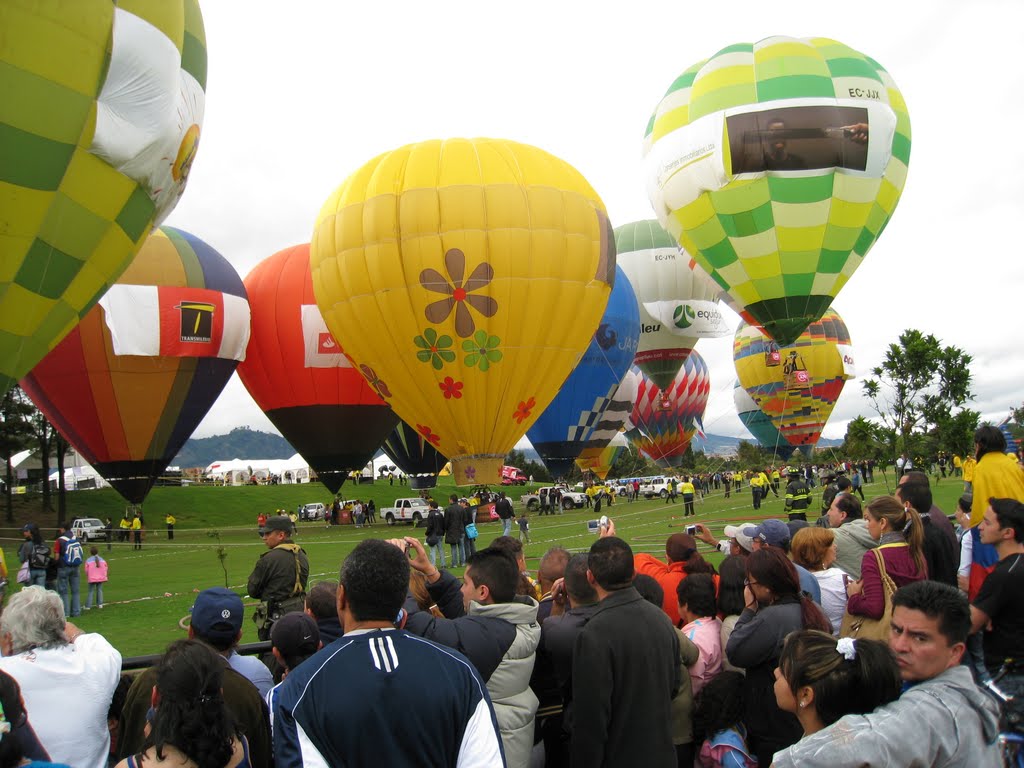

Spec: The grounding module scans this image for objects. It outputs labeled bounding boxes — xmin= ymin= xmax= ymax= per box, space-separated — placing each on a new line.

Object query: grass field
xmin=0 ymin=470 xmax=969 ymax=659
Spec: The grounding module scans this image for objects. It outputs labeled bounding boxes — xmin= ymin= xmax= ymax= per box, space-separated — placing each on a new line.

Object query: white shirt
xmin=0 ymin=633 xmax=121 ymax=768
xmin=812 ymin=568 xmax=849 ymax=636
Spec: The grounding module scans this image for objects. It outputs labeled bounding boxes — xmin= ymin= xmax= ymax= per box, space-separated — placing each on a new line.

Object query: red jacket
xmin=634 ymin=554 xmax=687 ymax=626
xmin=847 ymin=542 xmax=925 ymax=619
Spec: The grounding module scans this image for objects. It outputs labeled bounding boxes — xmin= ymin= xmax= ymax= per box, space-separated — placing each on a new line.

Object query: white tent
xmin=204 ymin=454 xmax=312 ymax=486
xmin=47 ymin=464 xmax=110 ymax=491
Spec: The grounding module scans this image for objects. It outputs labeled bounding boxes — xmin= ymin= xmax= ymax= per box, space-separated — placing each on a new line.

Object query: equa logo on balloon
xmin=673 ymin=304 xmax=697 ymax=329
xmin=175 ymin=301 xmax=215 ymax=343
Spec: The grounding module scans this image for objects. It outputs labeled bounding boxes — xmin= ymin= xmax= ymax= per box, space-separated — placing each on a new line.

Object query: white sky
xmin=169 ymin=0 xmax=1024 ymax=447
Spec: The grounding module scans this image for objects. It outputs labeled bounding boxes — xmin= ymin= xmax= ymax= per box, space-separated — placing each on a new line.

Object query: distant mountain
xmin=173 ymin=427 xmax=295 ymax=468
xmin=521 ymin=432 xmax=842 ymax=462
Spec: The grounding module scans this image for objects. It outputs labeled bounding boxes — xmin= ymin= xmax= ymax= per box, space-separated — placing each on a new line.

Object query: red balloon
xmin=237 ymin=244 xmax=398 ymax=493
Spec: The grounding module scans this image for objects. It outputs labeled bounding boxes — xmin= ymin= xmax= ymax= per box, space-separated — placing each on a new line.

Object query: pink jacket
xmin=85 ymin=556 xmax=108 ymax=583
xmin=682 ymin=616 xmax=723 ymax=695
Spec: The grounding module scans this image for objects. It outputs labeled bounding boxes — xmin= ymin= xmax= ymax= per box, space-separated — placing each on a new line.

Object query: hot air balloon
xmin=575 ymin=432 xmax=629 ymax=481
xmin=1 ymin=1 xmax=207 ymax=394
xmin=236 ymin=245 xmax=399 ymax=494
xmin=629 ymin=354 xmax=711 ymax=469
xmin=311 ymin=138 xmax=615 ymax=486
xmin=575 ymin=368 xmax=640 ymax=476
xmin=20 ymin=227 xmax=247 ymax=505
xmin=733 ymin=309 xmax=855 ymax=447
xmin=645 ymin=36 xmax=911 ymax=345
xmin=615 ymin=220 xmax=728 ymax=391
xmin=527 ymin=266 xmax=639 ymax=479
xmin=382 ymin=420 xmax=448 ymax=490
xmin=733 ymin=381 xmax=804 ymax=460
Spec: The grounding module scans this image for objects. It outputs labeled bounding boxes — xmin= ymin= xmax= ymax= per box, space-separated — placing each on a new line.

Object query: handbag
xmin=425 ymin=534 xmax=440 ymax=548
xmin=839 ymin=547 xmax=898 ymax=641
xmin=17 ymin=560 xmax=31 ymax=585
xmin=464 ymin=522 xmax=479 ymax=540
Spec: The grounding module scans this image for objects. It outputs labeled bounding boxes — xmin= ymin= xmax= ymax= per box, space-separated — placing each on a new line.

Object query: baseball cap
xmin=742 ymin=519 xmax=790 ymax=548
xmin=270 ymin=612 xmax=320 ymax=661
xmin=259 ymin=515 xmax=292 ymax=535
xmin=190 ymin=587 xmax=244 ymax=642
xmin=722 ymin=524 xmax=754 ymax=553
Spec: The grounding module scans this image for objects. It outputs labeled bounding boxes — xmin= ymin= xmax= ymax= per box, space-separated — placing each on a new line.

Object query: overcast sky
xmin=167 ymin=0 xmax=1024 ymax=448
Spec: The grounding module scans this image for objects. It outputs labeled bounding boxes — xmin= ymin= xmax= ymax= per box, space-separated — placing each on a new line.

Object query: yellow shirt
xmin=165 ymin=515 xmax=176 ymax=525
xmin=119 ymin=519 xmax=130 ymax=530
xmin=953 ymin=455 xmax=962 ymax=469
xmin=131 ymin=518 xmax=142 ymax=530
xmin=963 ymin=457 xmax=976 ymax=482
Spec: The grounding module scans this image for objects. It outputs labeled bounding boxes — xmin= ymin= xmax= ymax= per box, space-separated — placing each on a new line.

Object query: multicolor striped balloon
xmin=645 ymin=36 xmax=910 ymax=345
xmin=1 ymin=1 xmax=207 ymax=393
xmin=629 ymin=354 xmax=710 ymax=469
xmin=733 ymin=309 xmax=854 ymax=447
xmin=733 ymin=381 xmax=802 ymax=460
xmin=21 ymin=227 xmax=246 ymax=505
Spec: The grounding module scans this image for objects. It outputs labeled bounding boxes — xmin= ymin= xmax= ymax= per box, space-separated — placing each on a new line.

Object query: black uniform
xmin=784 ymin=477 xmax=811 ymax=521
xmin=248 ymin=540 xmax=309 ymax=640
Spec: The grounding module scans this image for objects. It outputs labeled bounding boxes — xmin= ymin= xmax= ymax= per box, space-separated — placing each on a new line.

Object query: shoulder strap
xmin=872 ymin=548 xmax=899 ymax=598
xmin=274 ymin=542 xmax=304 ymax=595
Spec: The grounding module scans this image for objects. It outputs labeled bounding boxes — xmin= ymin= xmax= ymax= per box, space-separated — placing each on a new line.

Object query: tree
xmin=0 ymin=387 xmax=35 ymax=522
xmin=736 ymin=440 xmax=769 ymax=468
xmin=862 ymin=329 xmax=974 ymax=457
xmin=27 ymin=407 xmax=58 ymax=517
xmin=841 ymin=416 xmax=892 ymax=462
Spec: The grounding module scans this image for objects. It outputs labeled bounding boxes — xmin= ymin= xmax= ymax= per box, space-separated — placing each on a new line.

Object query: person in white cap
xmin=694 ymin=523 xmax=754 ymax=558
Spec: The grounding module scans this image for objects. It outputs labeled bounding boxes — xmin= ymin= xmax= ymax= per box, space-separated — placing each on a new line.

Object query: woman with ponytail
xmin=773 ymin=630 xmax=901 ymax=736
xmin=114 ymin=640 xmax=250 ymax=768
xmin=725 ymin=548 xmax=831 ymax=767
xmin=845 ymin=496 xmax=926 ymax=620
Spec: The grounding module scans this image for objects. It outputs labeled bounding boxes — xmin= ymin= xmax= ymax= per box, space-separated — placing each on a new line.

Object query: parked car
xmin=520 ymin=485 xmax=588 ymax=511
xmin=300 ymin=502 xmax=326 ymax=521
xmin=381 ymin=497 xmax=430 ymax=525
xmin=70 ymin=517 xmax=107 ymax=542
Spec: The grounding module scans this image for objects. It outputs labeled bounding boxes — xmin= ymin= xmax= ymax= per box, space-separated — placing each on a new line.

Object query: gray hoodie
xmin=773 ymin=665 xmax=1001 ymax=767
xmin=832 ymin=518 xmax=876 ymax=579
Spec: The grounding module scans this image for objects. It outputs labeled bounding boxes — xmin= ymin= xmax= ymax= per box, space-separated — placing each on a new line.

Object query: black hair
xmin=834 ymin=493 xmax=862 ymax=520
xmin=0 ymin=670 xmax=27 ymax=768
xmin=24 ymin=523 xmax=42 ymax=546
xmin=537 ymin=546 xmax=570 ymax=585
xmin=836 ymin=477 xmax=852 ymax=492
xmin=717 ymin=556 xmax=747 ymax=617
xmin=677 ymin=573 xmax=717 ymax=618
xmin=897 ymin=480 xmax=932 ymax=515
xmin=902 ymin=470 xmax=930 ymax=487
xmin=305 ymin=580 xmax=340 ymax=621
xmin=148 ymin=640 xmax=241 ymax=768
xmin=489 ymin=536 xmax=524 ymax=560
xmin=693 ymin=671 xmax=746 ymax=745
xmin=778 ymin=630 xmax=901 ymax=727
xmin=747 ymin=549 xmax=830 ymax=632
xmin=632 ymin=573 xmax=664 ymax=607
xmin=449 ymin=493 xmax=459 ymax=503
xmin=339 ymin=540 xmax=409 ymax=621
xmin=465 ymin=547 xmax=520 ymax=603
xmin=428 ymin=500 xmax=439 ymax=509
xmin=991 ymin=497 xmax=1024 ymax=543
xmin=107 ymin=673 xmax=134 ymax=724
xmin=892 ymin=580 xmax=970 ymax=646
xmin=587 ymin=537 xmax=634 ymax=591
xmin=975 ymin=425 xmax=1007 ymax=458
xmin=564 ymin=553 xmax=597 ymax=604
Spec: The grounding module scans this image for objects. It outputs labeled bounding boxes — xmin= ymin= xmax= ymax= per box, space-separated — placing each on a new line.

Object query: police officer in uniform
xmin=248 ymin=515 xmax=309 ymax=641
xmin=783 ymin=467 xmax=811 ymax=522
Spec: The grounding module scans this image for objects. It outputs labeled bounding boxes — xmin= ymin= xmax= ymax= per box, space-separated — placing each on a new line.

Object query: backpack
xmin=29 ymin=544 xmax=52 ymax=569
xmin=60 ymin=536 xmax=84 ymax=567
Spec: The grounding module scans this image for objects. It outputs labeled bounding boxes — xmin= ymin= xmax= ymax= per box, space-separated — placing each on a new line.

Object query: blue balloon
xmin=733 ymin=381 xmax=809 ymax=461
xmin=528 ymin=267 xmax=641 ymax=478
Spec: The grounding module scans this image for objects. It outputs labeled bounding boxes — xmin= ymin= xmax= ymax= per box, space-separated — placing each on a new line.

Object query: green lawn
xmin=2 ymin=470 xmax=968 ymax=659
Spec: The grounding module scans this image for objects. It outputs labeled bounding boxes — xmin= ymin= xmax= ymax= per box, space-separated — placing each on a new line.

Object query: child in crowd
xmin=85 ymin=546 xmax=108 ymax=610
xmin=694 ymin=671 xmax=756 ymax=768
xmin=517 ymin=511 xmax=530 ymax=544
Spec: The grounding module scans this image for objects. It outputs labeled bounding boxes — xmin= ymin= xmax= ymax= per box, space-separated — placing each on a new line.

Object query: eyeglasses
xmin=744 ymin=579 xmax=760 ymax=587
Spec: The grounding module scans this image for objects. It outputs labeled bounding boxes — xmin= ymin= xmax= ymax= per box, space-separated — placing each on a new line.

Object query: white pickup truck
xmin=640 ymin=476 xmax=676 ymax=498
xmin=382 ymin=497 xmax=430 ymax=525
xmin=520 ymin=485 xmax=588 ymax=511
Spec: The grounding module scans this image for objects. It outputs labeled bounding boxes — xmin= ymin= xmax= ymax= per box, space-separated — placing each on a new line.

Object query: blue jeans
xmin=464 ymin=536 xmax=477 ymax=559
xmin=57 ymin=566 xmax=81 ymax=617
xmin=86 ymin=582 xmax=104 ymax=609
xmin=29 ymin=568 xmax=47 ymax=587
xmin=430 ymin=541 xmax=446 ymax=568
xmin=502 ymin=518 xmax=513 ymax=537
xmin=449 ymin=542 xmax=463 ymax=567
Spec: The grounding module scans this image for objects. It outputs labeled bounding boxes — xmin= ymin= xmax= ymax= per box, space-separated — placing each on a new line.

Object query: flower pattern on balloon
xmin=462 ymin=330 xmax=502 ymax=372
xmin=416 ymin=424 xmax=441 ymax=447
xmin=439 ymin=377 xmax=464 ymax=400
xmin=420 ymin=248 xmax=497 ymax=338
xmin=359 ymin=364 xmax=391 ymax=399
xmin=513 ymin=396 xmax=537 ymax=424
xmin=414 ymin=328 xmax=456 ymax=370
xmin=464 ymin=465 xmax=476 ymax=481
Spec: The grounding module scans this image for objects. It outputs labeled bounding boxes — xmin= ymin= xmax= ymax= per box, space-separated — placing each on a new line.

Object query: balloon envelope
xmin=615 ymin=220 xmax=728 ymax=390
xmin=733 ymin=309 xmax=854 ymax=447
xmin=236 ymin=244 xmax=398 ymax=494
xmin=645 ymin=36 xmax=911 ymax=345
xmin=1 ymin=1 xmax=207 ymax=393
xmin=382 ymin=420 xmax=449 ymax=490
xmin=733 ymin=381 xmax=803 ymax=460
xmin=311 ymin=138 xmax=615 ymax=486
xmin=574 ymin=368 xmax=640 ymax=475
xmin=629 ymin=354 xmax=711 ymax=469
xmin=21 ymin=227 xmax=247 ymax=504
xmin=528 ymin=266 xmax=640 ymax=478
xmin=576 ymin=432 xmax=628 ymax=481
